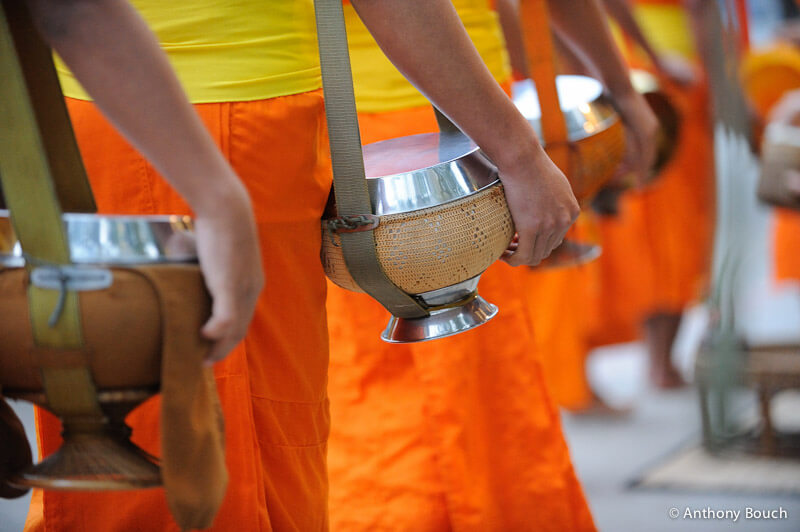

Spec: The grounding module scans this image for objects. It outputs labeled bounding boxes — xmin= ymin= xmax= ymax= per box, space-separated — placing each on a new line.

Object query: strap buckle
xmin=326 ymin=214 xmax=380 ymax=234
xmin=30 ymin=265 xmax=112 ymax=327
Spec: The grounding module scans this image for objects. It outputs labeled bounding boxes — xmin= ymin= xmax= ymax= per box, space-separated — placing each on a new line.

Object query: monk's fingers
xmin=502 ymin=229 xmax=537 ymax=266
xmin=201 ymin=294 xmax=254 ymax=365
xmin=529 ymin=230 xmax=554 ymax=266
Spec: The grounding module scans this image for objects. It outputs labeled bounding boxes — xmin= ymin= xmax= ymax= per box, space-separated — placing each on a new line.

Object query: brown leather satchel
xmin=758 ymin=123 xmax=800 ymax=211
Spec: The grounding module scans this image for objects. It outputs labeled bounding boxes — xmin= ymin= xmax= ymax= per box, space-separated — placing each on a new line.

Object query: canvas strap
xmin=0 ymin=1 xmax=103 ymax=420
xmin=433 ymin=107 xmax=461 ymax=134
xmin=313 ymin=0 xmax=428 ymax=318
xmin=519 ymin=0 xmax=570 ymax=172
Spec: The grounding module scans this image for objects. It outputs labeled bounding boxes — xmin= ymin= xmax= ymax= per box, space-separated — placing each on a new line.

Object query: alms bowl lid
xmin=361 ymin=132 xmax=500 ymax=216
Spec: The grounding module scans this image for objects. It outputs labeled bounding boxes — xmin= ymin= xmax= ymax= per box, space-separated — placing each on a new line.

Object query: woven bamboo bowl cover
xmin=322 ymin=133 xmax=514 ymax=295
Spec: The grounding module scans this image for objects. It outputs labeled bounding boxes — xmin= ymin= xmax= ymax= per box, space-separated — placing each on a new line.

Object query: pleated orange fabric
xmin=587 ymin=192 xmax=655 ymax=346
xmin=532 ymin=215 xmax=603 ymax=411
xmin=26 ymin=91 xmax=333 ymax=531
xmin=327 ymin=101 xmax=596 ymax=530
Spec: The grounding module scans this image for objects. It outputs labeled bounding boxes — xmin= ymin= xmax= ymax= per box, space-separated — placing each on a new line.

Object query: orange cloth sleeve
xmin=25 ymin=91 xmax=333 ymax=531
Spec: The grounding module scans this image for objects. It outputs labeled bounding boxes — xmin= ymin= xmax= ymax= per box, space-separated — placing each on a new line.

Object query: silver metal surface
xmin=416 ymin=276 xmax=481 ymax=307
xmin=537 ymin=240 xmax=602 ymax=270
xmin=0 ymin=210 xmax=197 ymax=266
xmin=380 ymin=275 xmax=496 ymax=343
xmin=363 ymin=132 xmax=500 ymax=216
xmin=512 ymin=75 xmax=619 ymax=142
xmin=630 ymin=68 xmax=660 ymax=95
xmin=381 ymin=294 xmax=498 ymax=343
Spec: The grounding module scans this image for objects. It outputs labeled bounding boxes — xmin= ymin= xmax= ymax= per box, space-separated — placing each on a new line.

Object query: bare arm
xmin=25 ymin=0 xmax=263 ymax=363
xmin=547 ymin=0 xmax=658 ymax=185
xmin=603 ymin=0 xmax=696 ymax=86
xmin=496 ymin=0 xmax=529 ymax=79
xmin=601 ymin=0 xmax=661 ymax=70
xmin=351 ymin=0 xmax=578 ymax=266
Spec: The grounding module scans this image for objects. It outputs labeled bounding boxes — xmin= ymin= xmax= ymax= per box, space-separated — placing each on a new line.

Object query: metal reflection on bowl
xmin=0 ymin=210 xmax=198 ymax=266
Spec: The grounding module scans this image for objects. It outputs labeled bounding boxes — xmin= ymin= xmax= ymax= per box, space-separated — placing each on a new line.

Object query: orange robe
xmin=26 ymin=93 xmax=333 ymax=531
xmin=327 ymin=100 xmax=596 ymax=529
xmin=774 ymin=210 xmax=800 ymax=281
xmin=532 ymin=215 xmax=604 ymax=410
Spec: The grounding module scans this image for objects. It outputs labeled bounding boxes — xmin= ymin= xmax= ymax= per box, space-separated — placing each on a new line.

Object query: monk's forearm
xmin=350 ymin=0 xmax=546 ymax=170
xmin=495 ymin=0 xmax=529 ymax=79
xmin=547 ymin=0 xmax=636 ymax=98
xmin=25 ymin=0 xmax=245 ymax=215
xmin=683 ymin=0 xmax=715 ymax=80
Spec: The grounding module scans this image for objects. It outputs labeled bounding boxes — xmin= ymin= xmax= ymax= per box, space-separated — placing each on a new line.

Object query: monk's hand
xmin=194 ymin=180 xmax=264 ymax=365
xmin=497 ymin=146 xmax=579 ymax=267
xmin=612 ymin=89 xmax=660 ymax=188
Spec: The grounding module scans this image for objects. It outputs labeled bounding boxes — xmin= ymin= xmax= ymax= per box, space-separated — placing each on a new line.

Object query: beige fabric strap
xmin=313 ymin=0 xmax=429 ymax=319
xmin=0 ymin=1 xmax=95 ymax=214
xmin=0 ymin=1 xmax=102 ymax=418
xmin=519 ymin=0 xmax=570 ymax=172
xmin=136 ymin=266 xmax=225 ymax=531
xmin=433 ymin=107 xmax=461 ymax=134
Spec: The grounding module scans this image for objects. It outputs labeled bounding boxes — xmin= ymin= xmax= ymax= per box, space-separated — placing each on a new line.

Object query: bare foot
xmin=650 ymin=364 xmax=686 ymax=389
xmin=644 ymin=312 xmax=685 ymax=390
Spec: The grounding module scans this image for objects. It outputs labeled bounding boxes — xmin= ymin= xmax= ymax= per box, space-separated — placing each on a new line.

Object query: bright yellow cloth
xmin=610 ymin=3 xmax=694 ymax=63
xmin=57 ymin=0 xmax=321 ymax=103
xmin=634 ymin=4 xmax=695 ymax=59
xmin=345 ymin=0 xmax=510 ymax=112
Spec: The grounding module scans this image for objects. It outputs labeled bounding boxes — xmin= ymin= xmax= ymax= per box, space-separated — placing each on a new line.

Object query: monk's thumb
xmin=201 ymin=304 xmax=234 ymax=341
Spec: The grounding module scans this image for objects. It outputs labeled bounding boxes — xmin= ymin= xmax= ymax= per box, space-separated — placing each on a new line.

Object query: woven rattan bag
xmin=322 ymin=183 xmax=513 ymax=295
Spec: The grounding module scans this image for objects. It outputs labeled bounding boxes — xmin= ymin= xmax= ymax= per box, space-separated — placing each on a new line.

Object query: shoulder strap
xmin=0 ymin=1 xmax=102 ymax=418
xmin=519 ymin=0 xmax=570 ymax=171
xmin=313 ymin=0 xmax=428 ymax=318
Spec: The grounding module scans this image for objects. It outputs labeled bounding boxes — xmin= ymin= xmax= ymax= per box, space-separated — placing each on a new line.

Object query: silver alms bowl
xmin=323 ymin=132 xmax=514 ymax=343
xmin=0 ymin=211 xmax=197 ymax=266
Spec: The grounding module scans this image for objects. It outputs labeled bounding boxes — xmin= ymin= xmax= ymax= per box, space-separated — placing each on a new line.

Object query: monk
xmin=26 ymin=0 xmax=580 ymax=530
xmin=496 ymin=0 xmax=661 ymax=412
xmin=545 ymin=0 xmax=715 ymax=401
xmin=3 ymin=0 xmax=264 ymax=501
xmin=327 ymin=0 xmax=656 ymax=529
xmin=591 ymin=0 xmax=716 ymax=389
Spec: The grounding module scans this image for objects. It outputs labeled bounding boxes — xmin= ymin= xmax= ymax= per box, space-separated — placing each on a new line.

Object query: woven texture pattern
xmin=559 ymin=120 xmax=625 ymax=204
xmin=322 ymin=184 xmax=513 ymax=294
